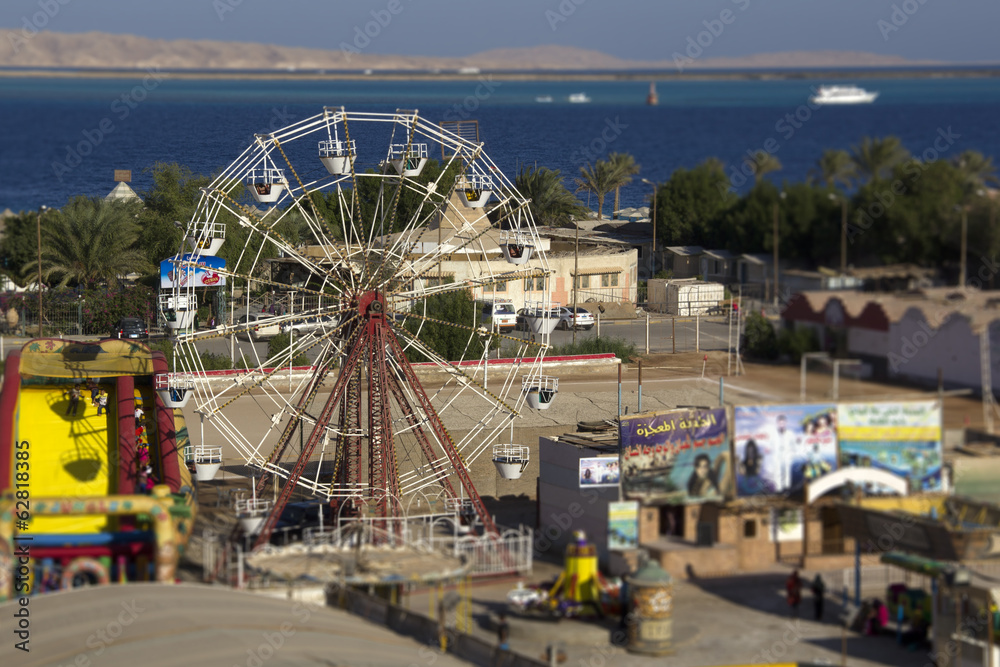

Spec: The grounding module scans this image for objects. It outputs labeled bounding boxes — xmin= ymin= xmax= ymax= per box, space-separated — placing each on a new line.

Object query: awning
xmin=571 ymin=267 xmax=621 ymax=276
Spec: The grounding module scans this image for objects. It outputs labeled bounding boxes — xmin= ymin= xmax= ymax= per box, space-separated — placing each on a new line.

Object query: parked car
xmin=112 ymin=317 xmax=148 ymax=340
xmin=477 ymin=299 xmax=518 ymax=332
xmin=236 ymin=312 xmax=280 ymax=341
xmin=279 ymin=316 xmax=335 ymax=336
xmin=269 ymin=501 xmax=334 ymax=544
xmin=557 ymin=306 xmax=595 ymax=330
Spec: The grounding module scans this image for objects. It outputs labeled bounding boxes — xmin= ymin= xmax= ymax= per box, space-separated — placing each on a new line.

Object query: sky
xmin=1 ymin=0 xmax=998 ymax=63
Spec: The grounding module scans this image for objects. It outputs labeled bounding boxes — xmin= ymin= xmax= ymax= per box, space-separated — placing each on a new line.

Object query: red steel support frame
xmin=252 ymin=291 xmax=499 ymax=549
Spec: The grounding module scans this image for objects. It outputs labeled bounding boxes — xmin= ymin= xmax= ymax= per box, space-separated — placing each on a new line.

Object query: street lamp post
xmin=36 ymin=205 xmax=49 ymax=337
xmin=772 ymin=192 xmax=786 ymax=308
xmin=641 ymin=178 xmax=658 ymax=278
xmin=828 ymin=193 xmax=848 ymax=275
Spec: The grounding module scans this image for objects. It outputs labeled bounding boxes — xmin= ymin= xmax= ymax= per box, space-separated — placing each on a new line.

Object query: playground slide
xmin=19 ymin=386 xmax=117 ymax=534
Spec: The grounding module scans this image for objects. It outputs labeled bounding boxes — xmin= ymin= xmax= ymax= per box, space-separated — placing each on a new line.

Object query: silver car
xmin=557 ymin=307 xmax=595 ymax=330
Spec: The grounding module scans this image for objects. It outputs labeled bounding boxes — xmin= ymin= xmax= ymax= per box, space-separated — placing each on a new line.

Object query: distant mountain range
xmin=0 ymin=30 xmax=945 ymax=72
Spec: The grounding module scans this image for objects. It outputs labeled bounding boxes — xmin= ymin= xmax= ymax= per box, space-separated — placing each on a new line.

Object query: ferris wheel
xmin=157 ymin=108 xmax=558 ymax=545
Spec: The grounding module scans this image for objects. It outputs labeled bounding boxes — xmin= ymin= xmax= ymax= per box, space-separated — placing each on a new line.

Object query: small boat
xmin=568 ymin=92 xmax=591 ymax=104
xmin=535 ymin=95 xmax=553 ymax=103
xmin=646 ymin=82 xmax=658 ymax=106
xmin=809 ymin=85 xmax=878 ymax=105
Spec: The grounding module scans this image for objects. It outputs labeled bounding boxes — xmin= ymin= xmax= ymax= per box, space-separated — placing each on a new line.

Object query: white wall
xmin=888 ymin=311 xmax=1000 ymax=391
xmin=537 ymin=436 xmax=620 ymax=564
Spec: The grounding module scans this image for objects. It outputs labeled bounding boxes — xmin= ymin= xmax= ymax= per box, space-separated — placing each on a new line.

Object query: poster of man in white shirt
xmin=734 ymin=404 xmax=838 ymax=496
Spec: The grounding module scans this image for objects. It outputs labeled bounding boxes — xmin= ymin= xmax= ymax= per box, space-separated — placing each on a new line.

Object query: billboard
xmin=608 ymin=501 xmax=639 ymax=550
xmin=733 ymin=404 xmax=838 ymax=496
xmin=160 ymin=254 xmax=226 ymax=289
xmin=837 ymin=401 xmax=943 ymax=492
xmin=620 ymin=408 xmax=731 ymax=504
xmin=579 ymin=457 xmax=620 ymax=487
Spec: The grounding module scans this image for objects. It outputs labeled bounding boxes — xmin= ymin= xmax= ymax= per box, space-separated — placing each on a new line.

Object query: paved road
xmin=179 ymin=314 xmax=737 ymax=367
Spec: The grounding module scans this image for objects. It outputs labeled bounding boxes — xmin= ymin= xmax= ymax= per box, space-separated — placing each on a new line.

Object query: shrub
xmin=778 ymin=326 xmax=820 ymax=363
xmin=550 ymin=336 xmax=637 ymax=362
xmin=267 ymin=332 xmax=309 ymax=367
xmin=743 ymin=312 xmax=779 ymax=360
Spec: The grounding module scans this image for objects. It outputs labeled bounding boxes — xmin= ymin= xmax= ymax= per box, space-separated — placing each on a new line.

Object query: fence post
xmin=672 ymin=317 xmax=676 ymax=354
xmin=596 ymin=312 xmax=601 ymax=338
xmin=695 ymin=315 xmax=700 ymax=352
xmin=645 ymin=312 xmax=650 ymax=354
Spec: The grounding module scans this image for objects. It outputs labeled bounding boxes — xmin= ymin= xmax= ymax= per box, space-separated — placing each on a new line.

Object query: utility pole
xmin=960 ymin=205 xmax=968 ymax=288
xmin=36 ymin=205 xmax=48 ymax=337
xmin=641 ymin=178 xmax=658 ymax=277
xmin=839 ymin=197 xmax=847 ymax=275
xmin=772 ymin=192 xmax=786 ymax=308
xmin=573 ymin=218 xmax=579 ymax=345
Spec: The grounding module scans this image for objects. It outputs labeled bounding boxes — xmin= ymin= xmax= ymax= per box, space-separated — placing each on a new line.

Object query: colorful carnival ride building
xmin=0 ymin=338 xmax=195 ymax=599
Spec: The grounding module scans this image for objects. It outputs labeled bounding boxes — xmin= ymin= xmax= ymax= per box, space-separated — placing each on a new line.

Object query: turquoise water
xmin=2 ymin=75 xmax=999 ymax=212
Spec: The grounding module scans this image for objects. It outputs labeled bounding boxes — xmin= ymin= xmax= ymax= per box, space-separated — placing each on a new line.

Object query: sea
xmin=2 ymin=73 xmax=1000 ymax=214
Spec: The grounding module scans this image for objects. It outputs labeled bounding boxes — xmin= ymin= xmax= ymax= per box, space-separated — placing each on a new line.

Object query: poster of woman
xmin=733 ymin=404 xmax=838 ymax=496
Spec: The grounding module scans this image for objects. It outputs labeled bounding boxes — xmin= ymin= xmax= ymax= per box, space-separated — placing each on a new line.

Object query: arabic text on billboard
xmin=733 ymin=404 xmax=837 ymax=497
xmin=160 ymin=254 xmax=226 ymax=289
xmin=620 ymin=408 xmax=730 ymax=504
xmin=837 ymin=401 xmax=943 ymax=492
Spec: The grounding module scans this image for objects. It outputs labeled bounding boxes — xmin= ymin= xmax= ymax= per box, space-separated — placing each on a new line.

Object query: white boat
xmin=568 ymin=92 xmax=591 ymax=103
xmin=809 ymin=85 xmax=878 ymax=105
xmin=535 ymin=95 xmax=553 ymax=103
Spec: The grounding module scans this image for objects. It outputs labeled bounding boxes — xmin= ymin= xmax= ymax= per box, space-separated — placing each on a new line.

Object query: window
xmin=743 ymin=519 xmax=757 ymax=538
xmin=493 ymin=281 xmax=507 ymax=292
xmin=601 ymin=273 xmax=619 ymax=288
xmin=574 ymin=275 xmax=590 ymax=289
xmin=524 ymin=276 xmax=545 ymax=291
xmin=424 ymin=276 xmax=451 ymax=288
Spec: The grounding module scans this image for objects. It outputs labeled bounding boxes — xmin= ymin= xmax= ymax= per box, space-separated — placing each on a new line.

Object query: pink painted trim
xmin=0 ymin=349 xmax=22 ymax=492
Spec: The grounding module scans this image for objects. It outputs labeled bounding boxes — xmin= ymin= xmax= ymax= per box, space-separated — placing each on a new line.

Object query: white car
xmin=557 ymin=307 xmax=595 ymax=330
xmin=236 ymin=313 xmax=281 ymax=341
xmin=280 ymin=316 xmax=335 ymax=335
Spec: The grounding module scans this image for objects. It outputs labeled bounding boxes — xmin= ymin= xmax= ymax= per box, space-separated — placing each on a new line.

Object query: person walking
xmin=786 ymin=569 xmax=803 ymax=617
xmin=493 ymin=612 xmax=510 ymax=666
xmin=96 ymin=389 xmax=108 ymax=416
xmin=811 ymin=574 xmax=826 ymax=620
xmin=134 ymin=404 xmax=144 ymax=429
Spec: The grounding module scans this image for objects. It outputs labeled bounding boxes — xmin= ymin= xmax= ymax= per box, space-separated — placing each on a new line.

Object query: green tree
xmin=24 ymin=197 xmax=151 ymax=288
xmin=653 ymin=159 xmax=737 ymax=247
xmin=403 ymin=288 xmax=487 ymax=362
xmin=138 ymin=162 xmax=212 ymax=266
xmin=608 ymin=152 xmax=641 ymax=219
xmin=0 ymin=211 xmax=44 ymax=287
xmin=750 ymin=151 xmax=782 ymax=186
xmin=515 ymin=165 xmax=587 ymax=227
xmin=850 ymin=136 xmax=910 ymax=184
xmin=574 ymin=159 xmax=620 ymax=221
xmin=743 ymin=311 xmax=778 ymax=360
xmin=811 ymin=149 xmax=856 ymax=189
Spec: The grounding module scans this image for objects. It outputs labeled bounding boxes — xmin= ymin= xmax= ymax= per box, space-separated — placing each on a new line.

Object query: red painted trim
xmin=30 ymin=543 xmax=153 ymax=561
xmin=116 ymin=376 xmax=136 ymax=497
xmin=151 ymin=353 xmax=181 ymax=493
xmin=0 ymin=349 xmax=22 ymax=492
xmin=191 ymin=353 xmax=619 ymax=378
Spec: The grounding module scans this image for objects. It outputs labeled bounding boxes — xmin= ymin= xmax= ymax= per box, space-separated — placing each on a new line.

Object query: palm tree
xmin=750 ymin=150 xmax=782 ymax=185
xmin=811 ymin=149 xmax=856 ymax=190
xmin=24 ymin=197 xmax=151 ymax=288
xmin=574 ymin=160 xmax=620 ymax=221
xmin=953 ymin=150 xmax=999 ymax=195
xmin=850 ymin=136 xmax=910 ymax=183
xmin=515 ymin=165 xmax=587 ymax=227
xmin=608 ymin=152 xmax=641 ymax=219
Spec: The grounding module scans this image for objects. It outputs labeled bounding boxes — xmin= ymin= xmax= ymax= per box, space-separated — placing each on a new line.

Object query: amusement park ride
xmin=159 ymin=109 xmax=558 ymax=557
